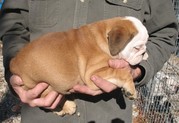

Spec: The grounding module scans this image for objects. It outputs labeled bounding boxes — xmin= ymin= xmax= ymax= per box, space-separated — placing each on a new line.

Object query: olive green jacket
xmin=0 ymin=0 xmax=178 ymax=123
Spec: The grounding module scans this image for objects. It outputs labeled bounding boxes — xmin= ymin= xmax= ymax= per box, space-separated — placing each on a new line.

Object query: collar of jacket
xmin=2 ymin=0 xmax=28 ymax=10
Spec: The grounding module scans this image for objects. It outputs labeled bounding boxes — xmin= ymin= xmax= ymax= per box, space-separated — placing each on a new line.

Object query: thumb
xmin=108 ymin=59 xmax=129 ymax=68
xmin=10 ymin=75 xmax=24 ymax=87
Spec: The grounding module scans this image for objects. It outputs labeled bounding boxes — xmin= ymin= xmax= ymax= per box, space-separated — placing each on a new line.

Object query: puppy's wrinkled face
xmin=120 ymin=17 xmax=148 ymax=65
xmin=108 ymin=17 xmax=149 ymax=65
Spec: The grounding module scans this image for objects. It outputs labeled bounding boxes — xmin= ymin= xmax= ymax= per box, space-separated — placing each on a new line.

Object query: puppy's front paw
xmin=54 ymin=100 xmax=77 ymax=116
xmin=121 ymin=88 xmax=137 ymax=100
xmin=121 ymin=81 xmax=137 ymax=100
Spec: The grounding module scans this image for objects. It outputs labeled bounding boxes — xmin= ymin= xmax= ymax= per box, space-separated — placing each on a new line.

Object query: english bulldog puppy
xmin=10 ymin=16 xmax=148 ymax=116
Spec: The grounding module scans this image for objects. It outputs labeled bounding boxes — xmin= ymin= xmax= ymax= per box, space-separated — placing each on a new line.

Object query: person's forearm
xmin=2 ymin=24 xmax=29 ymax=96
xmin=0 ymin=2 xmax=29 ymax=90
xmin=135 ymin=0 xmax=178 ymax=86
xmin=2 ymin=23 xmax=29 ymax=94
xmin=136 ymin=29 xmax=177 ymax=86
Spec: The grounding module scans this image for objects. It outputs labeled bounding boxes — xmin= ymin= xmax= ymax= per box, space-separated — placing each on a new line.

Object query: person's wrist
xmin=133 ymin=65 xmax=145 ymax=82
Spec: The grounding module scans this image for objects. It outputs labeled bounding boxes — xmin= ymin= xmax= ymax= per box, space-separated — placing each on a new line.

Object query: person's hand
xmin=10 ymin=75 xmax=63 ymax=109
xmin=108 ymin=59 xmax=142 ymax=80
xmin=72 ymin=59 xmax=142 ymax=96
xmin=72 ymin=75 xmax=118 ymax=96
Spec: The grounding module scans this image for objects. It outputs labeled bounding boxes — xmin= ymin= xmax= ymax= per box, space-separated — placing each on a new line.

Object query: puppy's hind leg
xmin=53 ymin=97 xmax=77 ymax=116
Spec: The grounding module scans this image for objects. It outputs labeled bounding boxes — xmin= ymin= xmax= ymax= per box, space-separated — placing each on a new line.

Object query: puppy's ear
xmin=108 ymin=26 xmax=135 ymax=56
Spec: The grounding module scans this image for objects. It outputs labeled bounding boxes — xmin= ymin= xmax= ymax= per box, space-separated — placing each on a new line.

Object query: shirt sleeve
xmin=0 ymin=1 xmax=29 ymax=95
xmin=135 ymin=0 xmax=178 ymax=86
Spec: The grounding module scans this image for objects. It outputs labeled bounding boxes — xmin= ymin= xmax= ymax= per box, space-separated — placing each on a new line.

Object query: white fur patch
xmin=107 ymin=78 xmax=124 ymax=87
xmin=107 ymin=78 xmax=119 ymax=85
xmin=119 ymin=16 xmax=149 ymax=65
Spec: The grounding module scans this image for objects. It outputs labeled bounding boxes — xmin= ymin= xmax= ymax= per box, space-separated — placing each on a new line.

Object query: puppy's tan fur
xmin=10 ymin=17 xmax=138 ymax=115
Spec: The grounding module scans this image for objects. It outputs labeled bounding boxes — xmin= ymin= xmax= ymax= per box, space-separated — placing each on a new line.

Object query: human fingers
xmin=10 ymin=75 xmax=25 ymax=96
xmin=47 ymin=94 xmax=63 ymax=109
xmin=72 ymin=75 xmax=118 ymax=96
xmin=109 ymin=59 xmax=143 ymax=80
xmin=25 ymin=82 xmax=49 ymax=100
xmin=31 ymin=91 xmax=63 ymax=109
xmin=10 ymin=76 xmax=49 ymax=105
xmin=10 ymin=75 xmax=24 ymax=87
xmin=91 ymin=75 xmax=118 ymax=93
xmin=10 ymin=75 xmax=63 ymax=109
xmin=108 ymin=59 xmax=129 ymax=68
xmin=72 ymin=84 xmax=103 ymax=96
